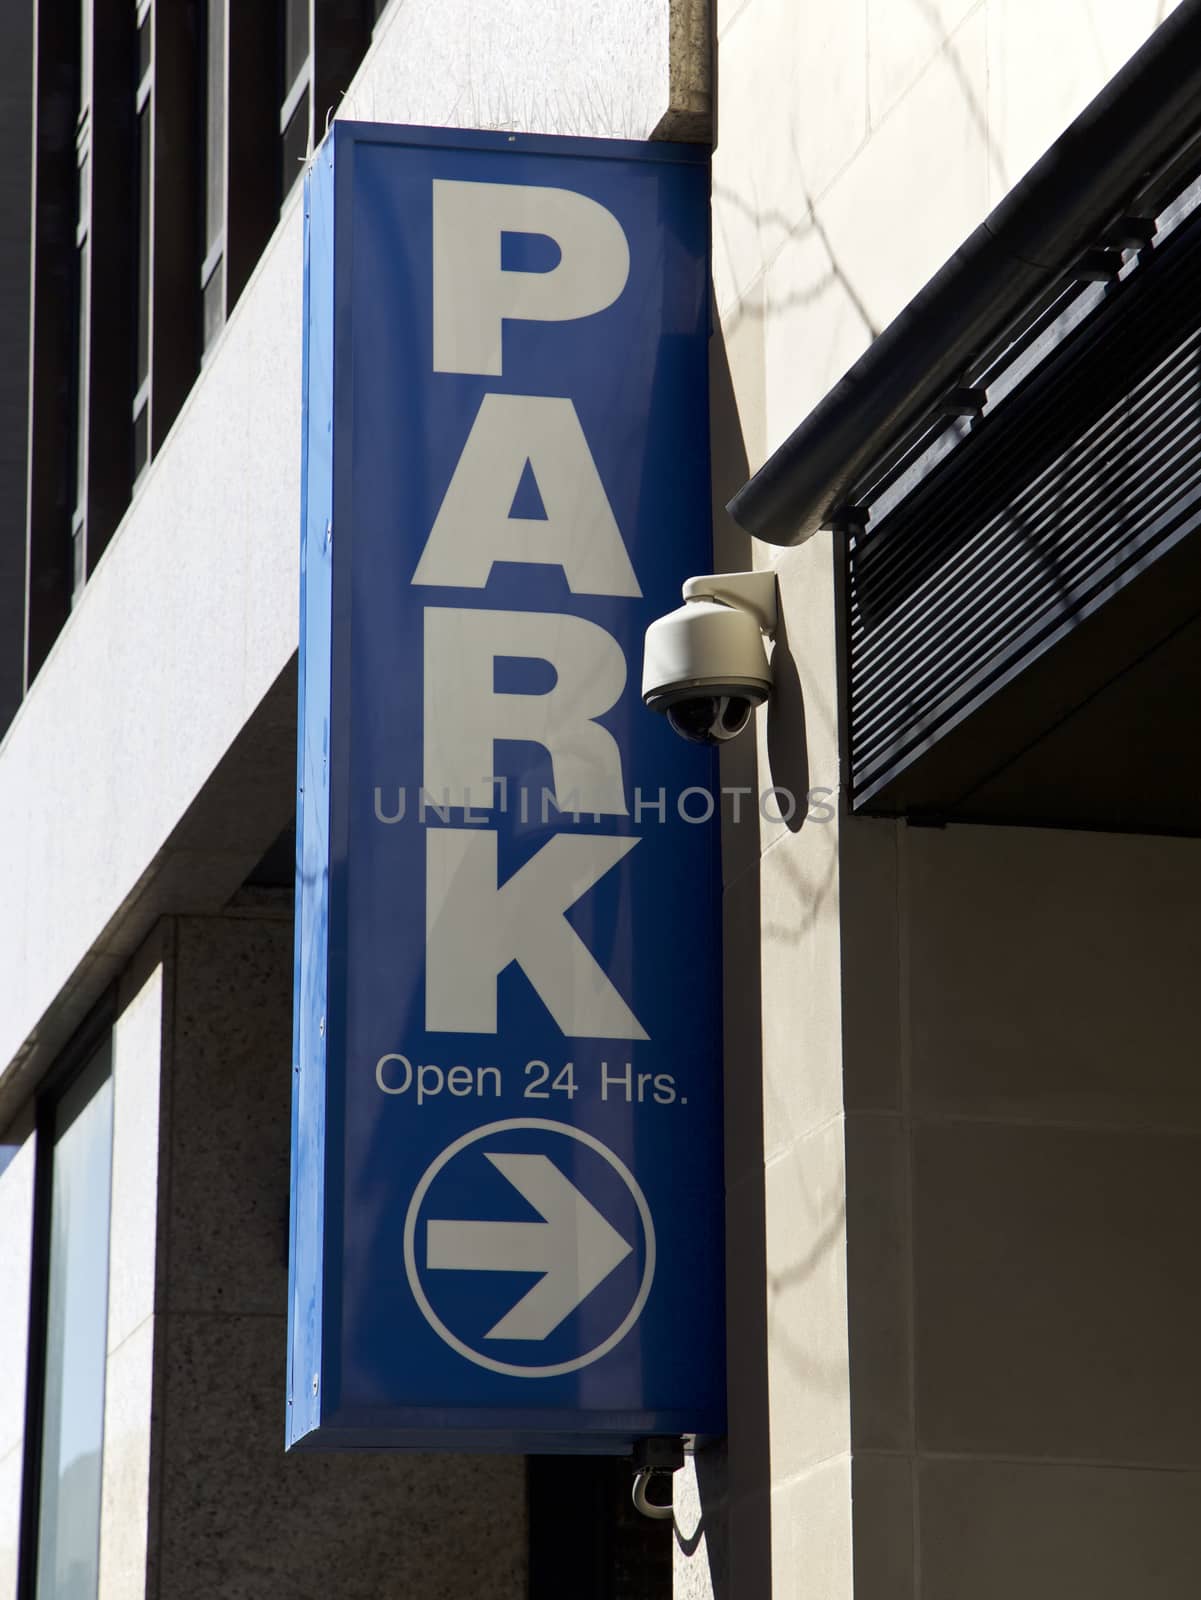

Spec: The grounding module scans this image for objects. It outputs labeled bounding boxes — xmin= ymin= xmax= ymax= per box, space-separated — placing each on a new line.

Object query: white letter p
xmin=432 ymin=179 xmax=630 ymax=377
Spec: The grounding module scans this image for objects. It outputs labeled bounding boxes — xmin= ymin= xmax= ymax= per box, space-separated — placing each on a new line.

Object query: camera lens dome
xmin=665 ymin=694 xmax=754 ymax=745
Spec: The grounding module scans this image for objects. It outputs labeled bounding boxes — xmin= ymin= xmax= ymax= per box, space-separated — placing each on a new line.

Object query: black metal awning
xmin=853 ymin=198 xmax=1201 ymax=830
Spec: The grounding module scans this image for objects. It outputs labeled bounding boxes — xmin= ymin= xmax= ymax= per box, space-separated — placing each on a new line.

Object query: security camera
xmin=641 ymin=571 xmax=778 ymax=744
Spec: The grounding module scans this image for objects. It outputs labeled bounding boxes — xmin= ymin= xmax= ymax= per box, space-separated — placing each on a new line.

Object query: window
xmin=70 ymin=5 xmax=92 ymax=603
xmin=70 ymin=229 xmax=89 ymax=600
xmin=201 ymin=0 xmax=226 ymax=352
xmin=279 ymin=0 xmax=310 ymax=202
xmin=133 ymin=3 xmax=153 ymax=481
xmin=28 ymin=1042 xmax=115 ymax=1600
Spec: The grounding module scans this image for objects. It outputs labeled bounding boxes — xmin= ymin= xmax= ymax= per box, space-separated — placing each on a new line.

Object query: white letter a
xmin=413 ymin=394 xmax=640 ymax=597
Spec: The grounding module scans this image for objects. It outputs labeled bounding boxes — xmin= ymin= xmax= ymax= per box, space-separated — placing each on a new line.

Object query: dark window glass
xmin=372 ymin=0 xmax=392 ymax=21
xmin=202 ymin=258 xmax=224 ymax=352
xmin=73 ymin=237 xmax=89 ymax=522
xmin=135 ymin=104 xmax=151 ymax=388
xmin=136 ymin=13 xmax=151 ymax=85
xmin=283 ymin=0 xmax=309 ymax=93
xmin=133 ymin=402 xmax=149 ymax=480
xmin=74 ymin=150 xmax=89 ymax=232
xmin=71 ymin=527 xmax=86 ymax=600
xmin=204 ymin=0 xmax=225 ymax=254
xmin=80 ymin=0 xmax=92 ymax=115
xmin=33 ymin=1044 xmax=114 ymax=1600
xmin=281 ymin=86 xmax=309 ymax=199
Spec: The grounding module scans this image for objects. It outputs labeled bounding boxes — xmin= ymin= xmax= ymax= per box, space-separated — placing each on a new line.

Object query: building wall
xmin=0 ymin=6 xmax=705 ymax=1597
xmin=844 ymin=822 xmax=1201 ymax=1599
xmin=3 ymin=3 xmax=1198 ymax=1598
xmin=679 ymin=1 xmax=1192 ymax=1596
xmin=712 ymin=0 xmax=1184 ymax=463
xmin=0 ymin=0 xmax=707 ymax=1127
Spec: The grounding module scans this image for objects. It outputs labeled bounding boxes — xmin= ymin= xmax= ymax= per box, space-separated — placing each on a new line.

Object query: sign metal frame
xmin=289 ymin=121 xmax=723 ymax=1453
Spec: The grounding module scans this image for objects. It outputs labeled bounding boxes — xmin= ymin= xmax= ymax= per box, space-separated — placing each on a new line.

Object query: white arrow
xmin=425 ymin=1152 xmax=633 ymax=1341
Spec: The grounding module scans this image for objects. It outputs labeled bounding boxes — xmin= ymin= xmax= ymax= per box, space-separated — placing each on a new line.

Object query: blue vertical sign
xmin=290 ymin=122 xmax=722 ymax=1452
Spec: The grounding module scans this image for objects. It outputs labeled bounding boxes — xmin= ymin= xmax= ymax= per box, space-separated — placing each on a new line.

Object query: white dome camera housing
xmin=641 ymin=571 xmax=778 ymax=745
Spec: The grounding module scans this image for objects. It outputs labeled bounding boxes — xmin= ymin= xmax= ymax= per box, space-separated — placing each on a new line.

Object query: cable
xmin=631 ymin=1467 xmax=674 ymax=1521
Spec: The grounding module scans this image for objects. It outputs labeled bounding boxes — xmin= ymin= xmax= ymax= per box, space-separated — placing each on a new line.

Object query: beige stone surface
xmin=716 ymin=0 xmax=753 ymax=40
xmin=759 ymin=216 xmax=874 ymax=461
xmin=839 ymin=817 xmax=902 ymax=1114
xmin=903 ymin=827 xmax=1201 ymax=1129
xmin=772 ymin=1453 xmax=854 ymax=1600
xmin=840 ymin=821 xmax=1201 ymax=1591
xmin=715 ymin=278 xmax=767 ymax=482
xmin=763 ymin=1119 xmax=852 ymax=1482
xmin=712 ymin=0 xmax=1176 ymax=478
xmin=721 ymin=868 xmax=768 ymax=1186
xmin=815 ymin=6 xmax=992 ymax=336
xmin=712 ymin=0 xmax=869 ymax=317
xmin=985 ymin=0 xmax=1166 ymax=201
xmin=722 ymin=1169 xmax=773 ymax=1582
xmin=97 ymin=1318 xmax=155 ymax=1600
xmin=913 ymin=1119 xmax=1201 ymax=1466
xmin=107 ymin=964 xmax=164 ymax=1354
xmin=918 ymin=1457 xmax=1201 ymax=1600
xmin=852 ymin=1452 xmax=915 ymax=1600
xmin=845 ymin=1114 xmax=912 ymax=1453
xmin=867 ymin=0 xmax=983 ymax=128
xmin=758 ymin=824 xmax=844 ymax=1159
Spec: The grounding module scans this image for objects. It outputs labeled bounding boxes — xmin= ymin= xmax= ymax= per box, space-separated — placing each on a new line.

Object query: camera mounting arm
xmin=680 ymin=570 xmax=778 ymax=635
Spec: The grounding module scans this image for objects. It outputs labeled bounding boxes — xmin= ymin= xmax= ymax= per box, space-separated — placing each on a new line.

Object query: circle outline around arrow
xmin=403 ymin=1116 xmax=656 ymax=1378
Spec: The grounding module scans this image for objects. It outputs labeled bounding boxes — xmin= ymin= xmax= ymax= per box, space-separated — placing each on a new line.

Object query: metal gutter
xmin=727 ymin=0 xmax=1201 ymax=547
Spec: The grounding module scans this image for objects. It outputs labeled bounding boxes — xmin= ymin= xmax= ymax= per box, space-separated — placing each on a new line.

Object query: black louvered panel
xmin=848 ymin=204 xmax=1201 ymax=807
